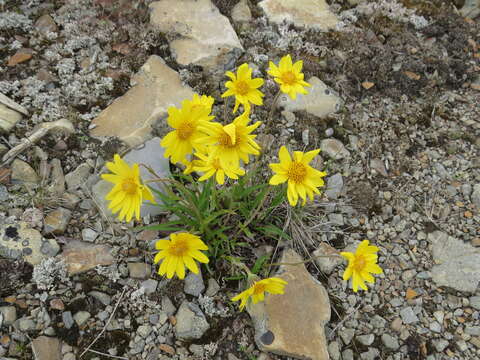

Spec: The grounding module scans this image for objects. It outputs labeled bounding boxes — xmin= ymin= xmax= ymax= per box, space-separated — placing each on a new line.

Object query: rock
xmin=150 ymin=0 xmax=243 ymax=70
xmin=137 ymin=324 xmax=153 ymax=337
xmin=92 ymin=137 xmax=171 ymax=219
xmin=175 ymin=301 xmax=210 ymax=340
xmin=466 ymin=326 xmax=480 ymax=336
xmin=471 ymin=184 xmax=480 ymax=208
xmin=62 ymin=311 xmax=74 ymax=329
xmin=91 ymin=56 xmax=194 ymax=146
xmin=429 ymin=321 xmax=441 ymax=333
xmin=88 ymin=291 xmax=111 ymax=306
xmin=278 ymin=77 xmax=342 ymax=118
xmin=360 ymin=348 xmax=380 ymax=360
xmin=59 ymin=240 xmax=114 ymax=275
xmin=460 ymin=0 xmax=480 ymax=19
xmin=313 ymin=242 xmax=342 ymax=274
xmin=433 ymin=339 xmax=449 ymax=352
xmin=339 ymin=328 xmax=355 ymax=345
xmin=328 ymin=213 xmax=344 ymax=226
xmin=357 ymin=334 xmax=375 ymax=346
xmin=0 ymin=221 xmax=59 ymax=265
xmin=248 ymin=249 xmax=330 ymax=360
xmin=18 ymin=317 xmax=36 ymax=331
xmin=429 ymin=230 xmax=480 ymax=293
xmin=48 ymin=159 xmax=65 ymax=196
xmin=231 ymin=0 xmax=252 ymax=22
xmin=21 ymin=207 xmax=43 ymax=229
xmin=184 ymin=271 xmax=205 ymax=297
xmin=259 ymin=0 xmax=338 ymax=30
xmin=162 ymin=296 xmax=176 ymax=316
xmin=65 ymin=163 xmax=92 ymax=190
xmin=49 ymin=299 xmax=64 ymax=311
xmin=327 ymin=341 xmax=341 ymax=360
xmin=73 ymin=311 xmax=90 ymax=327
xmin=205 ymin=278 xmax=220 ymax=297
xmin=11 ymin=159 xmax=38 ymax=184
xmin=325 ymin=173 xmax=343 ymax=200
xmin=370 ymin=158 xmax=388 ymax=177
xmin=44 ymin=208 xmax=71 ymax=235
xmin=0 ymin=93 xmax=28 ymax=133
xmin=320 ymin=139 xmax=350 ymax=160
xmin=470 ymin=296 xmax=480 ymax=310
xmin=371 ymin=314 xmax=386 ymax=328
xmin=141 ymin=279 xmax=158 ymax=295
xmin=61 ymin=192 xmax=81 ymax=209
xmin=31 ymin=336 xmax=61 ymax=360
xmin=471 ymin=337 xmax=480 ymax=349
xmin=81 ymin=228 xmax=98 ymax=243
xmin=342 ymin=349 xmax=354 ymax=360
xmin=128 ymin=262 xmax=151 ymax=279
xmin=400 ymin=307 xmax=419 ymax=324
xmin=381 ymin=333 xmax=400 ymax=350
xmin=35 ymin=14 xmax=57 ymax=35
xmin=0 ymin=306 xmax=17 ymax=325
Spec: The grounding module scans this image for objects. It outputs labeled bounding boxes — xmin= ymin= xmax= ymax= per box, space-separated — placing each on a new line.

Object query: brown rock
xmin=49 ymin=299 xmax=65 ymax=311
xmin=259 ymin=0 xmax=338 ymax=31
xmin=35 ymin=14 xmax=58 ymax=35
xmin=159 ymin=344 xmax=176 ymax=355
xmin=7 ymin=48 xmax=33 ymax=66
xmin=60 ymin=240 xmax=115 ymax=274
xmin=248 ymin=249 xmax=331 ymax=360
xmin=31 ymin=336 xmax=61 ymax=360
xmin=128 ymin=262 xmax=151 ymax=279
xmin=90 ymin=55 xmax=194 ymax=147
xmin=44 ymin=207 xmax=72 ymax=235
xmin=149 ymin=0 xmax=243 ymax=69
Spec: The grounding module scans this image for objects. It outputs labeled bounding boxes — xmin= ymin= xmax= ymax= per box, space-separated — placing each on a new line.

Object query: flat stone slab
xmin=259 ymin=0 xmax=339 ymax=31
xmin=150 ymin=0 xmax=243 ymax=69
xmin=278 ymin=77 xmax=342 ymax=118
xmin=0 ymin=220 xmax=59 ymax=265
xmin=59 ymin=240 xmax=114 ymax=275
xmin=90 ymin=55 xmax=194 ymax=147
xmin=248 ymin=249 xmax=331 ymax=360
xmin=429 ymin=231 xmax=480 ymax=293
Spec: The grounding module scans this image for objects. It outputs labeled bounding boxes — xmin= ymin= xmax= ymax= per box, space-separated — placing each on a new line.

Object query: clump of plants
xmin=101 ymin=55 xmax=383 ymax=310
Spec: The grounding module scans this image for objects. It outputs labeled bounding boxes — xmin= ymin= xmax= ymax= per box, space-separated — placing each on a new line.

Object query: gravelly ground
xmin=0 ymin=0 xmax=479 ymax=359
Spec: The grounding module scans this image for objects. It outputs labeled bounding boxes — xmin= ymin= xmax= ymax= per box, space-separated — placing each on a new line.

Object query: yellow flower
xmin=154 ymin=232 xmax=209 ymax=279
xmin=101 ymin=154 xmax=155 ymax=222
xmin=199 ymin=111 xmax=261 ymax=167
xmin=191 ymin=93 xmax=214 ymax=113
xmin=268 ymin=55 xmax=311 ymax=100
xmin=222 ymin=63 xmax=264 ymax=113
xmin=161 ymin=95 xmax=214 ymax=164
xmin=231 ymin=277 xmax=287 ymax=311
xmin=269 ymin=146 xmax=326 ymax=206
xmin=340 ymin=240 xmax=383 ymax=292
xmin=193 ymin=151 xmax=245 ymax=184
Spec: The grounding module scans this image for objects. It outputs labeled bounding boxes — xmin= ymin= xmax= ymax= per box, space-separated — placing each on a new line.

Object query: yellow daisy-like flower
xmin=191 ymin=93 xmax=214 ymax=113
xmin=222 ymin=63 xmax=264 ymax=113
xmin=268 ymin=54 xmax=311 ymax=100
xmin=269 ymin=146 xmax=326 ymax=206
xmin=231 ymin=277 xmax=288 ymax=311
xmin=154 ymin=232 xmax=209 ymax=279
xmin=161 ymin=96 xmax=214 ymax=164
xmin=193 ymin=151 xmax=245 ymax=185
xmin=101 ymin=154 xmax=155 ymax=222
xmin=199 ymin=111 xmax=261 ymax=167
xmin=340 ymin=240 xmax=383 ymax=292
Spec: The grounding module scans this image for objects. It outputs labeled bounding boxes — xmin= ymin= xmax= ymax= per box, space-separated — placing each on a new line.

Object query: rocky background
xmin=0 ymin=0 xmax=479 ymax=359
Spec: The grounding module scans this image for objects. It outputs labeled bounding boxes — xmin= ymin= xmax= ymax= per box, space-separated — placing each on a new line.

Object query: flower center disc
xmin=235 ymin=81 xmax=250 ymax=96
xmin=353 ymin=255 xmax=366 ymax=272
xmin=287 ymin=162 xmax=307 ymax=183
xmin=281 ymin=71 xmax=296 ymax=85
xmin=177 ymin=122 xmax=194 ymax=140
xmin=122 ymin=179 xmax=138 ymax=194
xmin=253 ymin=282 xmax=266 ymax=295
xmin=218 ymin=132 xmax=239 ymax=148
xmin=169 ymin=239 xmax=188 ymax=256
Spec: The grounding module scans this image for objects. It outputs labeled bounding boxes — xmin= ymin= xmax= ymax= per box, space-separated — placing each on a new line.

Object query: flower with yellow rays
xmin=199 ymin=111 xmax=261 ymax=167
xmin=191 ymin=93 xmax=214 ymax=113
xmin=268 ymin=54 xmax=311 ymax=100
xmin=193 ymin=151 xmax=245 ymax=185
xmin=101 ymin=154 xmax=155 ymax=222
xmin=153 ymin=232 xmax=209 ymax=279
xmin=231 ymin=277 xmax=288 ymax=311
xmin=269 ymin=146 xmax=326 ymax=206
xmin=340 ymin=240 xmax=383 ymax=292
xmin=222 ymin=63 xmax=264 ymax=113
xmin=161 ymin=96 xmax=215 ymax=164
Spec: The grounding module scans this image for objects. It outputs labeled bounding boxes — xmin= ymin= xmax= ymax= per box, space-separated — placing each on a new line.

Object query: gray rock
xmin=342 ymin=349 xmax=354 ymax=360
xmin=325 ymin=173 xmax=343 ymax=199
xmin=81 ymin=228 xmax=98 ymax=243
xmin=434 ymin=163 xmax=450 ymax=180
xmin=400 ymin=307 xmax=419 ymax=324
xmin=128 ymin=262 xmax=151 ymax=279
xmin=433 ymin=339 xmax=449 ymax=352
xmin=360 ymin=348 xmax=380 ymax=360
xmin=31 ymin=336 xmax=61 ymax=360
xmin=184 ymin=271 xmax=205 ymax=296
xmin=44 ymin=208 xmax=71 ymax=235
xmin=137 ymin=324 xmax=153 ymax=338
xmin=471 ymin=184 xmax=480 ymax=208
xmin=0 ymin=185 xmax=8 ymax=202
xmin=371 ymin=314 xmax=386 ymax=328
xmin=461 ymin=0 xmax=480 ymax=19
xmin=48 ymin=159 xmax=65 ymax=196
xmin=189 ymin=344 xmax=204 ymax=357
xmin=0 ymin=306 xmax=17 ymax=325
xmin=339 ymin=328 xmax=355 ymax=345
xmin=231 ymin=0 xmax=252 ymax=22
xmin=162 ymin=296 xmax=176 ymax=316
xmin=73 ymin=311 xmax=90 ymax=326
xmin=141 ymin=279 xmax=158 ymax=295
xmin=18 ymin=317 xmax=36 ymax=331
xmin=357 ymin=334 xmax=375 ymax=346
xmin=429 ymin=321 xmax=442 ymax=333
xmin=88 ymin=291 xmax=111 ymax=306
xmin=465 ymin=326 xmax=480 ymax=336
xmin=328 ymin=213 xmax=344 ymax=226
xmin=470 ymin=296 xmax=480 ymax=310
xmin=320 ymin=139 xmax=350 ymax=160
xmin=433 ymin=311 xmax=444 ymax=324
xmin=205 ymin=278 xmax=220 ymax=297
xmin=313 ymin=242 xmax=342 ymax=274
xmin=429 ymin=230 xmax=480 ymax=293
xmin=65 ymin=163 xmax=92 ymax=190
xmin=327 ymin=341 xmax=341 ymax=360
xmin=175 ymin=301 xmax=210 ymax=340
xmin=62 ymin=311 xmax=74 ymax=329
xmin=381 ymin=333 xmax=400 ymax=350
xmin=11 ymin=159 xmax=39 ymax=184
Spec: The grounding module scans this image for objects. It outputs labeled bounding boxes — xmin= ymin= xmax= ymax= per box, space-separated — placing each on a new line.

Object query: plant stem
xmin=267 ymin=254 xmax=343 ymax=267
xmin=265 ymin=90 xmax=282 ymax=132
